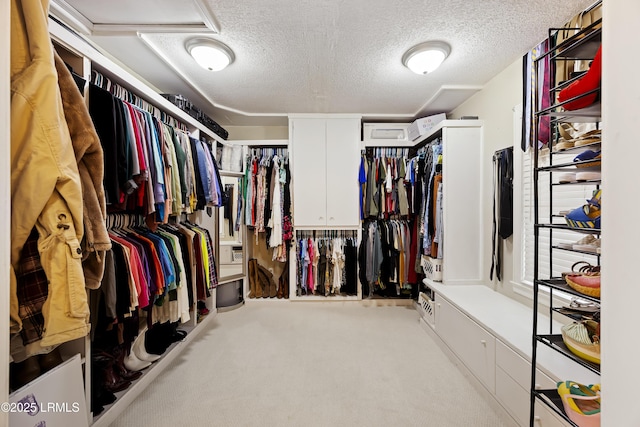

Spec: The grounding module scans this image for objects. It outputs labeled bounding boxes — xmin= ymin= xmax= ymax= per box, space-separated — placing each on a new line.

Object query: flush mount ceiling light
xmin=186 ymin=38 xmax=234 ymax=71
xmin=402 ymin=41 xmax=451 ymax=75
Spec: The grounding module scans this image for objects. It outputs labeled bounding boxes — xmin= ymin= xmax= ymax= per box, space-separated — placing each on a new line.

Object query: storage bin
xmin=419 ymin=292 xmax=436 ymax=326
xmin=421 ymin=255 xmax=443 ymax=282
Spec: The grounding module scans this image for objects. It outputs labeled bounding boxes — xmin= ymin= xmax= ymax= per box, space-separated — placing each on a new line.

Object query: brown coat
xmin=54 ymin=51 xmax=111 ymax=289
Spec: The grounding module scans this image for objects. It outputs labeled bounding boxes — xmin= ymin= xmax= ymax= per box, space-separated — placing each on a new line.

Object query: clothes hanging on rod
xmin=242 ymin=148 xmax=292 ymax=262
xmin=88 ymin=79 xmax=223 ymax=222
xmin=490 ymin=147 xmax=514 ymax=281
xmin=361 ymin=149 xmax=412 ymax=220
xmin=295 ymin=230 xmax=358 ymax=296
xmin=359 ymin=219 xmax=417 ymax=298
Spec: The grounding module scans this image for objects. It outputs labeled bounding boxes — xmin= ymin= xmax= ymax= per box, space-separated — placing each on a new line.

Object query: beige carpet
xmin=109 ymin=302 xmax=511 ymax=427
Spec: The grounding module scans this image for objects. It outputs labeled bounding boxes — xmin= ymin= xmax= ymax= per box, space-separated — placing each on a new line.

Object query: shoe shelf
xmin=550 ymin=19 xmax=602 ymax=61
xmin=535 ymin=223 xmax=601 ymax=234
xmin=551 ymin=179 xmax=601 ymax=186
xmin=535 ymin=278 xmax=600 ymax=303
xmin=551 ymin=244 xmax=601 ymax=257
xmin=536 ymin=160 xmax=600 ymax=172
xmin=551 ymin=141 xmax=601 ymax=155
xmin=536 ymin=334 xmax=600 ymax=375
xmin=530 ymin=7 xmax=602 ymax=426
xmin=533 ymin=389 xmax=581 ymax=427
xmin=551 ymin=307 xmax=598 ymax=322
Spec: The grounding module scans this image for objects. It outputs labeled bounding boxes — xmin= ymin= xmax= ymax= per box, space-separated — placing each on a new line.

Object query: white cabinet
xmin=290 ymin=116 xmax=360 ymax=228
xmin=416 ymin=121 xmax=483 ymax=284
xmin=435 ymin=296 xmax=496 ymax=393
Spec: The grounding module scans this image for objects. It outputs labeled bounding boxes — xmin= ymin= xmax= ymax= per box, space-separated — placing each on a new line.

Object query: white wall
xmin=226 ymin=125 xmax=288 ymax=141
xmin=601 ymin=1 xmax=640 ymax=425
xmin=449 ymin=58 xmax=523 ymax=299
xmin=1 ymin=0 xmax=10 ymax=423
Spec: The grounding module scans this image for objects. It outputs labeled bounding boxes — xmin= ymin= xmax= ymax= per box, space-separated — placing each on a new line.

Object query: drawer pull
xmin=534 ymin=416 xmax=541 ymax=424
xmin=480 ymin=340 xmax=487 ymax=346
xmin=535 ymin=383 xmax=542 ymax=390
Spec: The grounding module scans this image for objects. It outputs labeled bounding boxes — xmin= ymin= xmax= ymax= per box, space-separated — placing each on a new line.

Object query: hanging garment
xmin=490 ymin=147 xmax=514 ymax=281
xmin=11 ymin=0 xmax=90 ymax=349
xmin=54 ymin=52 xmax=111 ymax=289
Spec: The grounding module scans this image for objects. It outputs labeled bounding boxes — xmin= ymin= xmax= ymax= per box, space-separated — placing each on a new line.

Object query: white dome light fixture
xmin=402 ymin=41 xmax=451 ymax=75
xmin=186 ymin=38 xmax=234 ymax=71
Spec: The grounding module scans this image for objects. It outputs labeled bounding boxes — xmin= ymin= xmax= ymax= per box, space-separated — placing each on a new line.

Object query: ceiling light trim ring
xmin=402 ymin=41 xmax=451 ymax=75
xmin=185 ymin=37 xmax=235 ymax=71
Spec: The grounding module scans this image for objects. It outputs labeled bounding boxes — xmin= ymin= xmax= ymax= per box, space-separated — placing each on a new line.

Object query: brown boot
xmin=248 ymin=259 xmax=256 ymax=298
xmin=276 ymin=274 xmax=284 ymax=299
xmin=257 ymin=265 xmax=277 ymax=298
xmin=252 ymin=259 xmax=263 ymax=298
xmin=283 ymin=271 xmax=289 ymax=299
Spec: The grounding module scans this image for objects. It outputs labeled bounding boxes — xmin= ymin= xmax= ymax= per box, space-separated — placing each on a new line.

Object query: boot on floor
xmin=252 ymin=259 xmax=263 ymax=298
xmin=248 ymin=258 xmax=257 ymax=298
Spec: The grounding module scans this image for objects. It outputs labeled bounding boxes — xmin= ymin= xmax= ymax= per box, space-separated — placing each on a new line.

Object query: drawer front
xmin=496 ymin=339 xmax=557 ymax=391
xmin=496 ymin=368 xmax=570 ymax=427
xmin=436 ymin=297 xmax=496 ymax=393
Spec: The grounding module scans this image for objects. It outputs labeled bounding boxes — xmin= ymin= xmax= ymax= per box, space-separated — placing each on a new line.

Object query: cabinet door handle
xmin=436 ymin=303 xmax=441 ymax=308
xmin=329 ymin=216 xmax=334 ymax=221
xmin=535 ymin=383 xmax=542 ymax=390
xmin=534 ymin=416 xmax=541 ymax=424
xmin=319 ymin=216 xmax=324 ymax=220
xmin=480 ymin=340 xmax=487 ymax=346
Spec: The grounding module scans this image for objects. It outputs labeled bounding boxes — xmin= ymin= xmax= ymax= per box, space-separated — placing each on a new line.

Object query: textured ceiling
xmin=54 ymin=0 xmax=596 ymax=127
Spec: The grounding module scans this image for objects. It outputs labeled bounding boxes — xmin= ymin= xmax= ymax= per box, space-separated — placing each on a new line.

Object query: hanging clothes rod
xmin=91 ymin=69 xmax=188 ymax=132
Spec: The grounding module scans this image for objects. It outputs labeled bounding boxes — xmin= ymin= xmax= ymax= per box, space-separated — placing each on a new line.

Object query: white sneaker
xmin=558 ymin=234 xmax=596 ymax=250
xmin=574 ymin=236 xmax=601 ymax=253
xmin=576 ymin=171 xmax=601 ymax=181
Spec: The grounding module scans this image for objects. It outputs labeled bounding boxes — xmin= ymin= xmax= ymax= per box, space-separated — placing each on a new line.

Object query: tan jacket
xmin=11 ymin=0 xmax=90 ymax=347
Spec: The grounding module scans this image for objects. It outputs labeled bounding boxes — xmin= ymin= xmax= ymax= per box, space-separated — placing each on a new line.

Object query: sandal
xmin=557 ymin=381 xmax=601 ymax=427
xmin=573 ymin=149 xmax=601 ymax=168
xmin=561 ymin=320 xmax=601 ymax=364
xmin=565 ymin=189 xmax=601 ymax=229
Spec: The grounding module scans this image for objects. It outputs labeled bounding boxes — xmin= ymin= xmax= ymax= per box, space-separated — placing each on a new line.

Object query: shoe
xmin=123 ymin=348 xmax=151 ymax=372
xmin=573 ymin=150 xmax=601 ymax=168
xmin=554 ymin=139 xmax=575 ymax=152
xmin=558 ymin=235 xmax=595 ymax=250
xmin=561 ymin=320 xmax=601 ymax=364
xmin=573 ymin=237 xmax=601 ymax=253
xmin=557 ymin=381 xmax=601 ymax=427
xmin=565 ymin=274 xmax=601 ymax=298
xmin=248 ymin=259 xmax=257 ymax=298
xmin=558 ymin=45 xmax=602 ymax=111
xmin=575 ymin=171 xmax=601 ymax=182
xmin=558 ymin=172 xmax=576 ymax=183
xmin=132 ymin=327 xmax=161 ymax=362
xmin=565 ymin=189 xmax=601 ymax=229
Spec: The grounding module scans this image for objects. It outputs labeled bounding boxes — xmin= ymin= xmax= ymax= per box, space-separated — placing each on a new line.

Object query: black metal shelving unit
xmin=529 ymin=9 xmax=602 ymax=426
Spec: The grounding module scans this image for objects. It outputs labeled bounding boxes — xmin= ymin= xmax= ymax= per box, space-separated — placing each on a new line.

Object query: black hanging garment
xmin=490 ymin=147 xmax=514 ymax=281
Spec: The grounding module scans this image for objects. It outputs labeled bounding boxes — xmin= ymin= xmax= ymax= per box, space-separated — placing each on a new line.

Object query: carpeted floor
xmin=109 ymin=302 xmax=511 ymax=427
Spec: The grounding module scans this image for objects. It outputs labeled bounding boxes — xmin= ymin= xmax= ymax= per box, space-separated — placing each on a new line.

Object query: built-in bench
xmin=416 ymin=281 xmax=599 ymax=427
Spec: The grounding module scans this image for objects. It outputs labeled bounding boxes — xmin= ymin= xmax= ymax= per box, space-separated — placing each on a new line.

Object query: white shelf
xmin=425 ymin=281 xmax=599 ymax=385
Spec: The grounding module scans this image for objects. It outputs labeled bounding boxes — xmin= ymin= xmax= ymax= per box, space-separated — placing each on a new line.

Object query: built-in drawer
xmin=496 ymin=367 xmax=569 ymax=427
xmin=435 ymin=297 xmax=496 ymax=393
xmin=496 ymin=339 xmax=556 ymax=391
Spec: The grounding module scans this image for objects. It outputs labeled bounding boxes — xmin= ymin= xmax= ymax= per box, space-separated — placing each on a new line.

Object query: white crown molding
xmin=92 ymin=23 xmax=212 ymax=36
xmin=50 ymin=0 xmax=219 ymax=36
xmin=49 ymin=0 xmax=94 ymax=35
xmin=192 ymin=0 xmax=221 ymax=33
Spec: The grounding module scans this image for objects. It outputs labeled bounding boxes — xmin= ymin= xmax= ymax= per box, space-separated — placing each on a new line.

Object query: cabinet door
xmin=291 ymin=118 xmax=327 ymax=227
xmin=436 ymin=297 xmax=496 ymax=393
xmin=325 ymin=118 xmax=360 ymax=227
xmin=441 ymin=126 xmax=483 ymax=284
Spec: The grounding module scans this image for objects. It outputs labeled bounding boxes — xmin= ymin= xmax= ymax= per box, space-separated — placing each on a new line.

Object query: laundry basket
xmin=421 ymin=256 xmax=443 ymax=282
xmin=419 ymin=292 xmax=436 ymax=326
